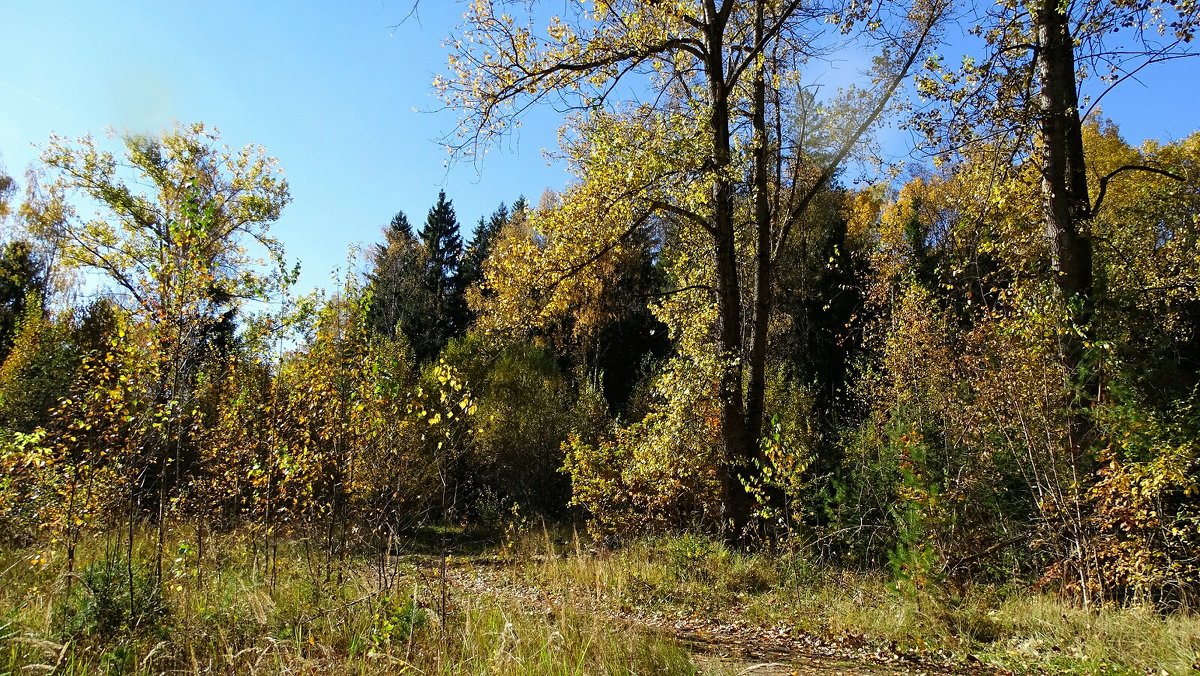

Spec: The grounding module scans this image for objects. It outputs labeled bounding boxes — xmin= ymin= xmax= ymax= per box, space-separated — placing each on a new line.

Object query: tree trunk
xmin=746 ymin=0 xmax=773 ymax=464
xmin=704 ymin=3 xmax=754 ymax=539
xmin=715 ymin=229 xmax=754 ymax=538
xmin=1035 ymin=0 xmax=1095 ymax=449
xmin=1035 ymin=0 xmax=1100 ymax=604
xmin=744 ymin=2 xmax=779 ymax=535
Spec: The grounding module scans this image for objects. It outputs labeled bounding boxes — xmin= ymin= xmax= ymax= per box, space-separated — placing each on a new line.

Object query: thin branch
xmin=650 ymin=199 xmax=716 ymax=235
xmin=726 ymin=0 xmax=809 ymax=89
xmin=1082 ymin=42 xmax=1195 ymax=122
xmin=1091 ymin=163 xmax=1187 ymax=216
xmin=635 ymin=283 xmax=713 ymax=299
xmin=540 ymin=212 xmax=651 ymax=296
xmin=774 ymin=3 xmax=942 ymax=258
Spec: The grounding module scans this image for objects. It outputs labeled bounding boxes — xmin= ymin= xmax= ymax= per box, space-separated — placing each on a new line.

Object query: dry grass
xmin=0 ymin=529 xmax=695 ymax=675
xmin=5 ymin=526 xmax=1199 ymax=674
xmin=507 ymin=528 xmax=1200 ymax=674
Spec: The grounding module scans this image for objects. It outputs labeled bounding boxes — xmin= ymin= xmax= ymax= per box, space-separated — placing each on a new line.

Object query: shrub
xmin=441 ymin=332 xmax=574 ymax=516
xmin=371 ymin=595 xmax=428 ymax=646
xmin=54 ymin=558 xmax=167 ymax=639
xmin=564 ymin=356 xmax=722 ymax=539
xmin=1088 ymin=390 xmax=1200 ymax=608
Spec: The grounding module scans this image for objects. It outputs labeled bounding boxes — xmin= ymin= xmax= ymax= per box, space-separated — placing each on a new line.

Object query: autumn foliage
xmin=1 ymin=15 xmax=1199 ymax=616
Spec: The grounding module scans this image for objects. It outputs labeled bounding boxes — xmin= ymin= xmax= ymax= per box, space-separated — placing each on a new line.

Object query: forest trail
xmin=436 ymin=556 xmax=1006 ymax=676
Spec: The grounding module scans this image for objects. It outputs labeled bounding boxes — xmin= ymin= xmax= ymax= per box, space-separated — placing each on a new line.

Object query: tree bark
xmin=745 ymin=0 xmax=778 ymax=534
xmin=746 ymin=0 xmax=773 ymax=462
xmin=703 ymin=1 xmax=754 ymax=539
xmin=1035 ymin=0 xmax=1101 ymax=605
xmin=1035 ymin=0 xmax=1095 ymax=450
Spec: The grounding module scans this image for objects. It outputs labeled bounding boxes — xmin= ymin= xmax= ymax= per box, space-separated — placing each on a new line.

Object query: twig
xmin=739 ymin=664 xmax=788 ymax=675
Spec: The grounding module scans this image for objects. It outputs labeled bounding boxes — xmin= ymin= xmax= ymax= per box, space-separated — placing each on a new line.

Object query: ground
xmin=433 ymin=546 xmax=1006 ymax=675
xmin=4 ymin=528 xmax=1196 ymax=673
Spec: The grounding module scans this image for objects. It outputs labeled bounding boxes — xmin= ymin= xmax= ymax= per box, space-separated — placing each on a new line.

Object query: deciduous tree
xmin=28 ymin=122 xmax=294 ymax=579
xmin=438 ymin=0 xmax=947 ymax=536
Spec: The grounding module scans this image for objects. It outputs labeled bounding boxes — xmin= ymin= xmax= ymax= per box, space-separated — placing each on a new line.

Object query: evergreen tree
xmin=420 ymin=191 xmax=462 ymax=305
xmin=419 ymin=191 xmax=466 ymax=347
xmin=459 ymin=202 xmax=507 ymax=294
xmin=366 ymin=211 xmax=437 ymax=356
xmin=368 ymin=193 xmax=469 ymax=362
xmin=459 ymin=196 xmax=527 ymax=317
xmin=591 ymin=225 xmax=671 ymax=415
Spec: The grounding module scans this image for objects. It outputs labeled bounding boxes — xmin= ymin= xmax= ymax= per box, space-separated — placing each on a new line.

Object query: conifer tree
xmin=419 ymin=190 xmax=466 ymax=349
xmin=366 ymin=211 xmax=435 ymax=350
xmin=0 ymin=240 xmax=48 ymax=364
xmin=459 ymin=201 xmax=508 ymax=294
xmin=368 ymin=194 xmax=470 ymax=362
xmin=460 ymin=197 xmax=526 ymax=320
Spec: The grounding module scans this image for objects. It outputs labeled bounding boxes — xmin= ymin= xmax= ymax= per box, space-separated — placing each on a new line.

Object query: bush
xmin=0 ymin=429 xmax=50 ymax=545
xmin=564 ymin=356 xmax=722 ymax=539
xmin=371 ymin=595 xmax=428 ymax=646
xmin=54 ymin=558 xmax=167 ymax=639
xmin=664 ymin=532 xmax=718 ymax=583
xmin=441 ymin=332 xmax=575 ymax=516
xmin=1088 ymin=390 xmax=1200 ymax=608
xmin=0 ymin=308 xmax=79 ymax=433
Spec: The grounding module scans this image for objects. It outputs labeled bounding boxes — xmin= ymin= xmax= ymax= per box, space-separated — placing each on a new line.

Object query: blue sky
xmin=0 ymin=1 xmax=566 ymax=292
xmin=1 ymin=1 xmax=1198 ymax=294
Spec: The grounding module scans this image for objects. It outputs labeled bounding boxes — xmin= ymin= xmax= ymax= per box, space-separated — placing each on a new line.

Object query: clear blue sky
xmin=2 ymin=1 xmax=1197 ymax=293
xmin=0 ymin=1 xmax=566 ymax=293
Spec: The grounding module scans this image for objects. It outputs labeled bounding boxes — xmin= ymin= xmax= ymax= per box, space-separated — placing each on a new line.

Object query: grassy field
xmin=502 ymin=530 xmax=1200 ymax=674
xmin=0 ymin=529 xmax=694 ymax=675
xmin=2 ymin=527 xmax=1198 ymax=674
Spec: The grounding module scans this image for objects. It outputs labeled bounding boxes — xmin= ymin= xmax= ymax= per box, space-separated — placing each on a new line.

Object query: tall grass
xmin=0 ymin=529 xmax=695 ymax=675
xmin=6 ymin=526 xmax=1199 ymax=674
xmin=508 ymin=528 xmax=1200 ymax=674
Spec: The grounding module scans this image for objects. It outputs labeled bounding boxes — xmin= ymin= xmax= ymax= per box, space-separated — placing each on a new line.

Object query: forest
xmin=1 ymin=0 xmax=1200 ymax=674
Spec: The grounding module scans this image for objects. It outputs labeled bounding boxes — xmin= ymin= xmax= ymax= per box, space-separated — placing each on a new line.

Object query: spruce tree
xmin=366 ymin=211 xmax=438 ymax=357
xmin=460 ymin=197 xmax=524 ymax=299
xmin=419 ymin=191 xmax=466 ymax=346
xmin=459 ymin=204 xmax=505 ymax=294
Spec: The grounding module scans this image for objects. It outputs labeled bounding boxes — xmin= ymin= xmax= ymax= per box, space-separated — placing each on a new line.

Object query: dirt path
xmin=437 ymin=558 xmax=1006 ymax=676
